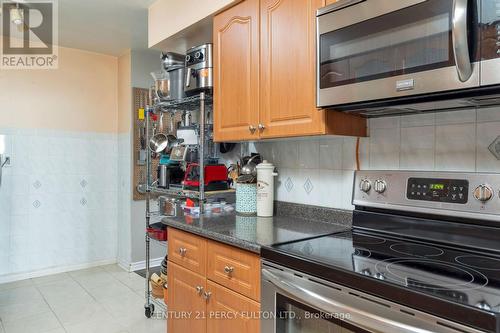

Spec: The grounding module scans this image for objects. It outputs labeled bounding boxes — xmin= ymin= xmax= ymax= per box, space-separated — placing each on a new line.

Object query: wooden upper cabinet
xmin=259 ymin=0 xmax=325 ymax=138
xmin=213 ymin=0 xmax=260 ymax=142
xmin=167 ymin=262 xmax=207 ymax=333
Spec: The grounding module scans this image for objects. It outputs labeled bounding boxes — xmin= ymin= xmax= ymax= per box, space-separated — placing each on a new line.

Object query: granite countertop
xmin=161 ymin=203 xmax=351 ymax=253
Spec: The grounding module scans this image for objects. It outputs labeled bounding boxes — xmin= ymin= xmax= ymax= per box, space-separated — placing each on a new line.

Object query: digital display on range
xmin=407 ymin=178 xmax=469 ymax=204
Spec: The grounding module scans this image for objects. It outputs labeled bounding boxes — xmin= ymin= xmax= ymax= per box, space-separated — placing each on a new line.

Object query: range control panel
xmin=407 ymin=178 xmax=469 ymax=204
xmin=353 ymin=171 xmax=500 ymax=222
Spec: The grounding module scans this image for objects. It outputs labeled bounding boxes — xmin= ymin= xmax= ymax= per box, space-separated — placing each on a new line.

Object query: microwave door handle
xmin=262 ymin=269 xmax=434 ymax=333
xmin=452 ymin=0 xmax=473 ymax=82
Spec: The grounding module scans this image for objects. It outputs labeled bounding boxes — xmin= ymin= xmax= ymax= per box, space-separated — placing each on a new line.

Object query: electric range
xmin=261 ymin=171 xmax=500 ymax=333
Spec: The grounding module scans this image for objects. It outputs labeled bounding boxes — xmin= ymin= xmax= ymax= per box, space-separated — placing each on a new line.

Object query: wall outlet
xmin=488 ymin=136 xmax=500 ymax=160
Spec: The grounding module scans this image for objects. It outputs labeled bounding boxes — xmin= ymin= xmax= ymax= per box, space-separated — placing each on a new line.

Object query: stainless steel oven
xmin=261 ymin=261 xmax=485 ymax=333
xmin=316 ymin=0 xmax=500 ymax=111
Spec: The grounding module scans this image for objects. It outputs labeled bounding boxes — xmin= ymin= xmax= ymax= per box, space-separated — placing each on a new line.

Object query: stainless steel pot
xmin=149 ymin=113 xmax=169 ymax=153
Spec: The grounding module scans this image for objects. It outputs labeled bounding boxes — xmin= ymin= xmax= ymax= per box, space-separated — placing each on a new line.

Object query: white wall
xmin=253 ymin=108 xmax=500 ymax=210
xmin=0 ymin=46 xmax=119 ymax=282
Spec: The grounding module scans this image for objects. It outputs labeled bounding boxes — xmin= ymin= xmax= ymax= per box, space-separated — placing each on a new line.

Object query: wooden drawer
xmin=207 ymin=280 xmax=260 ymax=333
xmin=207 ymin=240 xmax=260 ymax=302
xmin=168 ymin=228 xmax=207 ymax=275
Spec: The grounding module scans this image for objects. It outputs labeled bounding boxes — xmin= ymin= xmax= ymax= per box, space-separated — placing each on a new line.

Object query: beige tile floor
xmin=0 ymin=265 xmax=166 ymax=333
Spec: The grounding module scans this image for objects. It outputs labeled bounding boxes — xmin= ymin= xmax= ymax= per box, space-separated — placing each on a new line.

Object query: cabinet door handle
xmin=203 ymin=291 xmax=212 ymax=301
xmin=258 ymin=123 xmax=266 ymax=131
xmin=223 ymin=266 xmax=235 ymax=275
xmin=249 ymin=125 xmax=257 ymax=134
xmin=178 ymin=247 xmax=187 ymax=256
xmin=196 ymin=285 xmax=204 ymax=295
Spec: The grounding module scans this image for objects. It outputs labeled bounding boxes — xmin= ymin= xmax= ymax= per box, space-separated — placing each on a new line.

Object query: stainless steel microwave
xmin=316 ymin=0 xmax=500 ymax=116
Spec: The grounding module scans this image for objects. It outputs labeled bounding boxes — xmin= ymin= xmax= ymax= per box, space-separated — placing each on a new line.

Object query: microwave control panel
xmin=406 ymin=178 xmax=469 ymax=204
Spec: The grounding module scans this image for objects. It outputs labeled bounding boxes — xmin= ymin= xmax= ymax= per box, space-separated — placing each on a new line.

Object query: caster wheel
xmin=145 ymin=304 xmax=154 ymax=318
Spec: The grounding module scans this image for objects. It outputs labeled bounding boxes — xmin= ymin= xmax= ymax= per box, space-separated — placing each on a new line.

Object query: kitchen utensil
xmin=169 ymin=145 xmax=188 ymax=162
xmin=162 ymin=52 xmax=186 ymax=100
xmin=236 ymin=183 xmax=257 ymax=215
xmin=237 ymin=174 xmax=256 ymax=184
xmin=183 ymin=163 xmax=229 ymax=191
xmin=256 ymin=160 xmax=278 ymax=217
xmin=157 ymin=165 xmax=168 ymax=188
xmin=184 ymin=43 xmax=213 ymax=96
xmin=158 ymin=196 xmax=178 ymax=217
xmin=149 ymin=113 xmax=169 ymax=153
xmin=241 ymin=154 xmax=260 ymax=176
xmin=151 ymin=71 xmax=170 ymax=101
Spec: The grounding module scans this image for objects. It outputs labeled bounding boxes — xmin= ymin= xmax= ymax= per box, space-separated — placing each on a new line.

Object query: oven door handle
xmin=262 ymin=269 xmax=435 ymax=333
xmin=452 ymin=0 xmax=473 ymax=82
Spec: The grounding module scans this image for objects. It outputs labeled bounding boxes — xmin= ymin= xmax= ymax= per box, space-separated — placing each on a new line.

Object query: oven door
xmin=261 ymin=263 xmax=485 ymax=333
xmin=317 ymin=0 xmax=480 ymax=107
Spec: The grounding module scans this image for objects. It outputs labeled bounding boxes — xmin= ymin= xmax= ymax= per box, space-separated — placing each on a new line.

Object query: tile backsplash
xmin=0 ymin=128 xmax=118 ymax=279
xmin=252 ymin=108 xmax=500 ymax=210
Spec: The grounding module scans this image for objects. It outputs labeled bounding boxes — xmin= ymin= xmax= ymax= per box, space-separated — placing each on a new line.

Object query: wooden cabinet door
xmin=213 ymin=0 xmax=260 ymax=142
xmin=207 ymin=281 xmax=260 ymax=333
xmin=168 ymin=228 xmax=207 ymax=276
xmin=167 ymin=262 xmax=207 ymax=333
xmin=259 ymin=0 xmax=325 ymax=138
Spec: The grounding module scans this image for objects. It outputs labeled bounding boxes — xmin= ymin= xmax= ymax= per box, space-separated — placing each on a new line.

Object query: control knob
xmin=476 ymin=301 xmax=491 ymax=311
xmin=185 ymin=54 xmax=192 ymax=63
xmin=374 ymin=180 xmax=387 ymax=194
xmin=360 ymin=179 xmax=371 ymax=193
xmin=194 ymin=51 xmax=204 ymax=60
xmin=473 ymin=184 xmax=493 ymax=202
xmin=375 ymin=272 xmax=386 ymax=281
xmin=361 ymin=269 xmax=372 ymax=276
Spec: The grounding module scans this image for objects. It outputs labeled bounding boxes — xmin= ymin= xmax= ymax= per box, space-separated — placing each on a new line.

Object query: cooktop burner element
xmin=375 ymin=258 xmax=489 ymax=291
xmin=456 ymin=255 xmax=500 ymax=271
xmin=390 ymin=242 xmax=444 ymax=257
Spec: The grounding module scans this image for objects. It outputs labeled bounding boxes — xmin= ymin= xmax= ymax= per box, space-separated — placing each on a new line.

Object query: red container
xmin=147 ymin=224 xmax=168 ymax=241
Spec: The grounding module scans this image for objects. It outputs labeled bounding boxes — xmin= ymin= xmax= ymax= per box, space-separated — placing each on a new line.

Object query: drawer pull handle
xmin=224 ymin=266 xmax=235 ymax=275
xmin=178 ymin=247 xmax=187 ymax=256
xmin=196 ymin=285 xmax=204 ymax=295
xmin=203 ymin=291 xmax=212 ymax=301
xmin=249 ymin=125 xmax=257 ymax=134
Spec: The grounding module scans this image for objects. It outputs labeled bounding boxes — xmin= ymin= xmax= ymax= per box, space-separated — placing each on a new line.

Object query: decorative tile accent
xmin=80 ymin=179 xmax=88 ymax=188
xmin=32 ymin=180 xmax=42 ymax=189
xmin=303 ymin=178 xmax=314 ymax=195
xmin=32 ymin=200 xmax=41 ymax=208
xmin=488 ymin=135 xmax=500 ymax=160
xmin=285 ymin=177 xmax=294 ymax=192
xmin=80 ymin=198 xmax=87 ymax=206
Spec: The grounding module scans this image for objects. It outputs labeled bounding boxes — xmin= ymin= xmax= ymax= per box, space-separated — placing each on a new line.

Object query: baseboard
xmin=128 ymin=257 xmax=163 ymax=272
xmin=0 ymin=259 xmax=117 ymax=284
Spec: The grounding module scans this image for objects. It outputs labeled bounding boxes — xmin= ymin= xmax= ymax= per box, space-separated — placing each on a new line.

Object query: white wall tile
xmin=369 ymin=116 xmax=400 ymax=129
xmin=317 ymin=170 xmax=343 ymax=208
xmin=435 ymin=109 xmax=476 ymax=125
xmin=369 ymin=128 xmax=400 ymax=170
xmin=298 ymin=140 xmax=319 ymax=169
xmin=342 ymin=138 xmax=357 ymax=170
xmin=401 ymin=113 xmax=435 ymax=128
xmin=435 ymin=124 xmax=476 ymax=171
xmin=477 ymin=106 xmax=500 ymax=123
xmin=476 ymin=122 xmax=500 ymax=173
xmin=400 ymin=126 xmax=435 ymax=171
xmin=319 ymin=138 xmax=342 ymax=170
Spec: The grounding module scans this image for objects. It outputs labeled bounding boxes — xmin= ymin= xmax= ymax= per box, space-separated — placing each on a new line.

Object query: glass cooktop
xmin=272 ymin=230 xmax=500 ymax=314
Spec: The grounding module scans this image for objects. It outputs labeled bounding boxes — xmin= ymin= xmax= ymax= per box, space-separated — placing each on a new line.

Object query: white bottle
xmin=256 ymin=161 xmax=278 ymax=217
